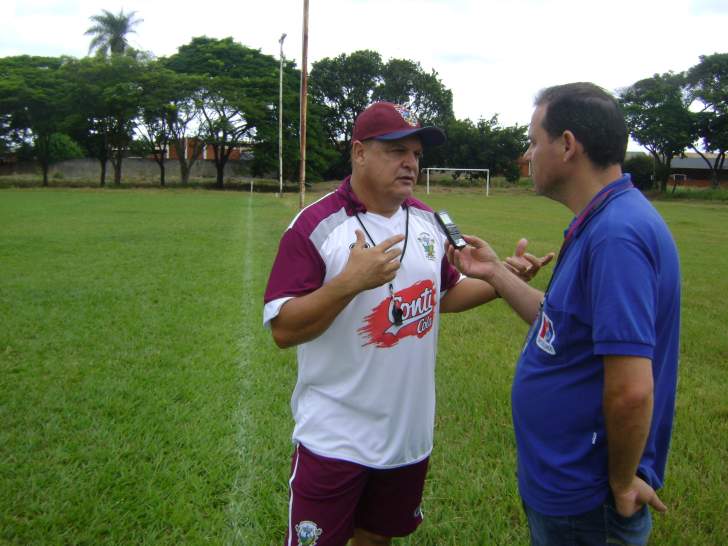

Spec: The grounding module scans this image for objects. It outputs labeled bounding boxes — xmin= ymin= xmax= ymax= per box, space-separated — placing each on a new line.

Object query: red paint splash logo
xmin=358 ymin=280 xmax=436 ymax=348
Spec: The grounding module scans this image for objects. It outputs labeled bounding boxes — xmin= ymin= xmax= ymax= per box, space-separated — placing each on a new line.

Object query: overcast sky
xmin=2 ymin=0 xmax=727 ymax=141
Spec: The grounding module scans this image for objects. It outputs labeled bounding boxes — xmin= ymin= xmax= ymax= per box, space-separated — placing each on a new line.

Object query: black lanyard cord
xmin=354 ymin=206 xmax=409 ymax=325
xmin=354 ymin=206 xmax=409 ymax=263
xmin=543 ymin=180 xmax=634 ymax=298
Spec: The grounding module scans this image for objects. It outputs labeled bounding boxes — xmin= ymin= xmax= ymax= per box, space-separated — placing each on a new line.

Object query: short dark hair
xmin=535 ymin=82 xmax=628 ymax=168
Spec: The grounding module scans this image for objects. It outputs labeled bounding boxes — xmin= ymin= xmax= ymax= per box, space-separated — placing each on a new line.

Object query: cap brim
xmin=373 ymin=126 xmax=446 ymax=147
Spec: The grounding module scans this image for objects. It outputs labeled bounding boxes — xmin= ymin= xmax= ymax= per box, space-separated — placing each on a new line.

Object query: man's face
xmin=357 ymin=135 xmax=423 ymax=205
xmin=524 ymin=105 xmax=565 ymax=197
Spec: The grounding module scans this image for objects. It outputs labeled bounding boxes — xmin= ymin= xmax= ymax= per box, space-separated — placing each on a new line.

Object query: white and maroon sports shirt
xmin=264 ymin=178 xmax=462 ymax=469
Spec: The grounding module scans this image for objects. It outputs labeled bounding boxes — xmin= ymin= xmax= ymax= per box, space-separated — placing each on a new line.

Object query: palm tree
xmin=85 ymin=9 xmax=143 ymax=57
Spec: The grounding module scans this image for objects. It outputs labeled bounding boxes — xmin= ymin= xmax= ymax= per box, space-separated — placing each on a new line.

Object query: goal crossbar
xmin=423 ymin=167 xmax=491 ymax=196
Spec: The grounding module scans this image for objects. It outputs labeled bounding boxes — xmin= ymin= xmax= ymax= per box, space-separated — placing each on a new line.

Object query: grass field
xmin=1 ymin=186 xmax=727 ymax=545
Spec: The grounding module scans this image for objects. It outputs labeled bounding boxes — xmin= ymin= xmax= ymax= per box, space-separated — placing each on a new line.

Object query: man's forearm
xmin=270 ymin=276 xmax=359 ymax=348
xmin=440 ymin=278 xmax=499 ymax=313
xmin=487 ymin=263 xmax=544 ymax=324
xmin=603 ymin=356 xmax=654 ymax=492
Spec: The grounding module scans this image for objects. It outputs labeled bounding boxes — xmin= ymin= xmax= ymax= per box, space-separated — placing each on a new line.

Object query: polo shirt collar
xmin=564 ymin=174 xmax=634 ymax=238
xmin=336 ymin=175 xmax=416 ymax=216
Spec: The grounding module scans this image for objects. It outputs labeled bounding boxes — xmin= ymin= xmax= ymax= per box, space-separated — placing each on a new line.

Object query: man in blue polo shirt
xmin=449 ymin=82 xmax=681 ymax=545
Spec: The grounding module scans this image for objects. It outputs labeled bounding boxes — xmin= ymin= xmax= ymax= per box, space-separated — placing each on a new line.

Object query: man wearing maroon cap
xmin=264 ymin=101 xmax=551 ymax=546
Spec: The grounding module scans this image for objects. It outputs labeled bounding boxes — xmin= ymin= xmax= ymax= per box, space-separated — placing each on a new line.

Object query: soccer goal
xmin=423 ymin=167 xmax=491 ymax=196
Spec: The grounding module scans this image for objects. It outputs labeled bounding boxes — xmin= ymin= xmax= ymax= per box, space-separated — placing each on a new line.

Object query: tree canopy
xmin=3 ymin=17 xmax=725 ymax=191
xmin=310 ymin=50 xmax=457 ymax=178
xmin=686 ymin=53 xmax=728 ymax=188
xmin=619 ymin=72 xmax=694 ymax=192
xmin=0 ymin=55 xmax=75 ymax=184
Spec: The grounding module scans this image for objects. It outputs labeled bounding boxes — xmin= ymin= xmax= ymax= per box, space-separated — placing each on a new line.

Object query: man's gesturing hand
xmin=339 ymin=230 xmax=405 ymax=294
xmin=447 ymin=234 xmax=502 ymax=282
xmin=504 ymin=238 xmax=555 ymax=282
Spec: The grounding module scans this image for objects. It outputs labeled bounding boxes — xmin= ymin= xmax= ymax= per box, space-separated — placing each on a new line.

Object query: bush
xmin=503 ymin=161 xmax=521 ymax=183
xmin=623 ymin=154 xmax=654 ymax=190
xmin=47 ymin=133 xmax=84 ymax=163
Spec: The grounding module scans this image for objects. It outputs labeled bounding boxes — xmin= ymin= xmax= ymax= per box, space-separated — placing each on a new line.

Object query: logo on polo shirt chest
xmin=536 ymin=309 xmax=556 ymax=355
xmin=417 ymin=232 xmax=436 ymax=261
xmin=358 ymin=280 xmax=436 ymax=348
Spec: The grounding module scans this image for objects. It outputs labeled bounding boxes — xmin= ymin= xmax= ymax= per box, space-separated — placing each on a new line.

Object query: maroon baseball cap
xmin=352 ymin=102 xmax=446 ymax=147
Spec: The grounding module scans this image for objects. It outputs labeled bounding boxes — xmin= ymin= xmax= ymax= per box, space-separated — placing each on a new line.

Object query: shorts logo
xmin=536 ymin=310 xmax=556 ymax=355
xmin=358 ymin=280 xmax=436 ymax=348
xmin=295 ymin=520 xmax=322 ymax=546
xmin=414 ymin=505 xmax=424 ymax=519
xmin=394 ymin=104 xmax=418 ymax=127
xmin=417 ymin=232 xmax=436 ymax=261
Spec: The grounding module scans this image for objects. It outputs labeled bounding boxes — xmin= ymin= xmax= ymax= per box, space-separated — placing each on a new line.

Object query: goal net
xmin=423 ymin=167 xmax=491 ymax=196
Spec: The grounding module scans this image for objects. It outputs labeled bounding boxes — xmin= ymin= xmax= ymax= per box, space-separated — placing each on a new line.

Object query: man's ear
xmin=351 ymin=140 xmax=366 ymax=167
xmin=561 ymin=130 xmax=579 ymax=163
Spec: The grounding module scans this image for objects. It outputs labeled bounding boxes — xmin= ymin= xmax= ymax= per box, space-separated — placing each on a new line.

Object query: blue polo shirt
xmin=512 ymin=175 xmax=681 ymax=516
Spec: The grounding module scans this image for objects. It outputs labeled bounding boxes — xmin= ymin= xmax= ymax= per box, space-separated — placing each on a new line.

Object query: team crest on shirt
xmin=358 ymin=280 xmax=436 ymax=348
xmin=536 ymin=310 xmax=556 ymax=355
xmin=417 ymin=232 xmax=436 ymax=261
xmin=295 ymin=520 xmax=322 ymax=546
xmin=395 ymin=104 xmax=418 ymax=127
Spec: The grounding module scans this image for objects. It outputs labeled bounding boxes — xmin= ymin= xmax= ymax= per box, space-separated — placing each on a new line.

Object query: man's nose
xmin=403 ymin=152 xmax=419 ymax=170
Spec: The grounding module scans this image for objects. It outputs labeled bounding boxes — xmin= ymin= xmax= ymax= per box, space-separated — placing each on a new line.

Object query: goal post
xmin=423 ymin=167 xmax=491 ymax=196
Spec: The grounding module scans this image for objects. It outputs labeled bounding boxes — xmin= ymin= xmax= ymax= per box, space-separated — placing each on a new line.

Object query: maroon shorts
xmin=284 ymin=443 xmax=429 ymax=546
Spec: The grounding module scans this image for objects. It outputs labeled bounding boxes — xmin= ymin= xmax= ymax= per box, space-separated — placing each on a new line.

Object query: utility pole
xmin=278 ymin=33 xmax=286 ymax=195
xmin=299 ymin=0 xmax=309 ymax=210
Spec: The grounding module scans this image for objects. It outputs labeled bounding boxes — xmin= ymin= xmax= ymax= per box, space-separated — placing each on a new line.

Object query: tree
xmin=137 ymin=62 xmax=204 ymax=186
xmin=45 ymin=132 xmax=84 ymax=165
xmin=251 ymin=90 xmax=336 ymax=184
xmin=85 ymin=9 xmax=143 ymax=57
xmin=310 ymin=51 xmax=456 ymax=179
xmin=686 ymin=53 xmax=728 ymax=189
xmin=310 ymin=50 xmax=384 ymax=177
xmin=64 ymin=55 xmax=143 ymax=186
xmin=430 ymin=115 xmax=527 ymax=182
xmin=623 ymin=153 xmax=655 ymax=190
xmin=0 ymin=55 xmax=74 ymax=185
xmin=619 ymin=73 xmax=694 ymax=192
xmin=376 ymin=58 xmax=454 ymax=127
xmin=166 ymin=37 xmax=279 ymax=188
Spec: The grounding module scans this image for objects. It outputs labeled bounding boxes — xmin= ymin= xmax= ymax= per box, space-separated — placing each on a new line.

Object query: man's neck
xmin=565 ymin=164 xmax=624 ymax=215
xmin=350 ymin=175 xmax=402 ymax=217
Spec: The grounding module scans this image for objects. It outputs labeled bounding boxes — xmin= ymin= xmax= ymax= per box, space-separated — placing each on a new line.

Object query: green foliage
xmin=45 ymin=133 xmax=83 ymax=163
xmin=63 ymin=55 xmax=145 ymax=185
xmin=623 ymin=153 xmax=655 ymax=190
xmin=503 ymin=160 xmax=521 ymax=183
xmin=165 ymin=37 xmax=279 ymax=188
xmin=310 ymin=50 xmax=455 ymax=179
xmin=428 ymin=115 xmax=527 ymax=180
xmin=376 ymin=58 xmax=454 ymax=127
xmin=0 ymin=55 xmax=76 ymax=184
xmin=619 ymin=73 xmax=694 ymax=192
xmin=686 ymin=53 xmax=728 ymax=188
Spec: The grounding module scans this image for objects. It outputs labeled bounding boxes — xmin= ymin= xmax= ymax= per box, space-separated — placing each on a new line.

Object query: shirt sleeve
xmin=263 ymin=228 xmax=326 ymax=325
xmin=440 ymin=254 xmax=464 ymax=295
xmin=588 ymin=235 xmax=657 ymax=358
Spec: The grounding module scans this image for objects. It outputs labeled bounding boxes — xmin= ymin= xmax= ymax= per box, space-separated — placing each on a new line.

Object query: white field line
xmin=226 ymin=194 xmax=256 ymax=545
